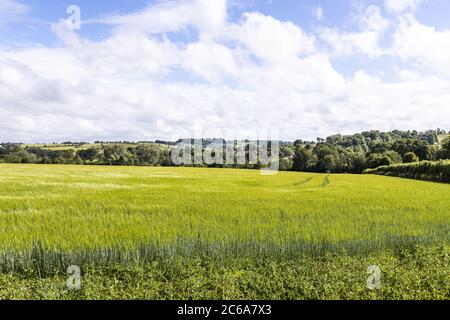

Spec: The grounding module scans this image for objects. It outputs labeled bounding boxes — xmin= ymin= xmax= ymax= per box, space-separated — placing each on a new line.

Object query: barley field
xmin=0 ymin=164 xmax=448 ymax=299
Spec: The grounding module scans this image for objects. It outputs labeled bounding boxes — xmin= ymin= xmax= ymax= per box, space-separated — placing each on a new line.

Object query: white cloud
xmin=342 ymin=71 xmax=450 ymax=131
xmin=320 ymin=28 xmax=387 ymax=57
xmin=359 ymin=5 xmax=389 ymax=32
xmin=319 ymin=6 xmax=389 ymax=57
xmin=183 ymin=40 xmax=237 ymax=82
xmin=0 ymin=0 xmax=29 ymax=27
xmin=0 ymin=1 xmax=449 ymax=142
xmin=397 ymin=69 xmax=423 ymax=81
xmin=384 ymin=0 xmax=425 ymax=13
xmin=228 ymin=12 xmax=316 ymax=64
xmin=51 ymin=20 xmax=83 ymax=47
xmin=393 ymin=14 xmax=450 ymax=77
xmin=90 ymin=0 xmax=227 ymax=35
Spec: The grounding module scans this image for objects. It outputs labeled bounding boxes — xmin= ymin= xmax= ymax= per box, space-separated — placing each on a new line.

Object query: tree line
xmin=1 ymin=129 xmax=449 ymax=174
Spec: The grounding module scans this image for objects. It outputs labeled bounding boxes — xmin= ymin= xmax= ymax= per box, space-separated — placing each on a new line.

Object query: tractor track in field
xmin=293 ymin=176 xmax=318 ymax=186
xmin=322 ymin=174 xmax=330 ymax=187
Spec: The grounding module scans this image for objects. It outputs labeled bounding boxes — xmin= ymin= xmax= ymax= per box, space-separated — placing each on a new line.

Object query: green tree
xmin=5 ymin=150 xmax=37 ymax=163
xmin=279 ymin=157 xmax=293 ymax=171
xmin=136 ymin=145 xmax=161 ymax=165
xmin=384 ymin=150 xmax=402 ymax=164
xmin=78 ymin=148 xmax=100 ymax=162
xmin=366 ymin=153 xmax=393 ymax=168
xmin=442 ymin=138 xmax=450 ymax=159
xmin=292 ymin=145 xmax=315 ymax=171
xmin=103 ymin=145 xmax=129 ymax=164
xmin=73 ymin=155 xmax=84 ymax=165
xmin=313 ymin=144 xmax=340 ymax=172
xmin=404 ymin=152 xmax=419 ymax=163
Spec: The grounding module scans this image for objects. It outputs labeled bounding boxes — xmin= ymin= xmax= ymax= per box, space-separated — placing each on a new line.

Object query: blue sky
xmin=4 ymin=0 xmax=450 ymax=44
xmin=0 ymin=0 xmax=449 ymax=142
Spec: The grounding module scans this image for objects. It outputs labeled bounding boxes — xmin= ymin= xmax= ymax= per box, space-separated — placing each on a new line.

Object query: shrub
xmin=364 ymin=160 xmax=450 ymax=183
xmin=404 ymin=152 xmax=419 ymax=163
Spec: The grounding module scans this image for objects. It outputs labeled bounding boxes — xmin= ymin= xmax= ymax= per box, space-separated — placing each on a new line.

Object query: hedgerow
xmin=364 ymin=160 xmax=450 ymax=183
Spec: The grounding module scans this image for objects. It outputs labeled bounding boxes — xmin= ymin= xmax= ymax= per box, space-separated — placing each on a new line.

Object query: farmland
xmin=0 ymin=164 xmax=449 ymax=299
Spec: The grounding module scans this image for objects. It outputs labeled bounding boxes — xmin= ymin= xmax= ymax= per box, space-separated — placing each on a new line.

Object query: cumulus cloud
xmin=228 ymin=12 xmax=316 ymax=64
xmin=384 ymin=0 xmax=425 ymax=13
xmin=393 ymin=14 xmax=450 ymax=77
xmin=319 ymin=28 xmax=385 ymax=57
xmin=359 ymin=5 xmax=390 ymax=32
xmin=319 ymin=6 xmax=389 ymax=57
xmin=0 ymin=0 xmax=449 ymax=142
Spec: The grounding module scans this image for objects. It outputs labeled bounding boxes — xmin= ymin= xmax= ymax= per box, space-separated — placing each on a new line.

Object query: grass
xmin=21 ymin=142 xmax=170 ymax=151
xmin=22 ymin=144 xmax=86 ymax=151
xmin=1 ymin=246 xmax=448 ymax=300
xmin=0 ymin=164 xmax=448 ymax=299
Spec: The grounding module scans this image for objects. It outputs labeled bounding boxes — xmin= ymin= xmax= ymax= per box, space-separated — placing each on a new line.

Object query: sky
xmin=0 ymin=0 xmax=450 ymax=142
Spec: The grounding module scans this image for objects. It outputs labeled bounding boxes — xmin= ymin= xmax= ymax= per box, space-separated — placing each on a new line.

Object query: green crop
xmin=0 ymin=164 xmax=448 ymax=299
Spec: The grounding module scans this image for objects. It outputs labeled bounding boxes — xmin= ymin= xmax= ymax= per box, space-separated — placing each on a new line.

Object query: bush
xmin=404 ymin=152 xmax=419 ymax=163
xmin=364 ymin=160 xmax=450 ymax=183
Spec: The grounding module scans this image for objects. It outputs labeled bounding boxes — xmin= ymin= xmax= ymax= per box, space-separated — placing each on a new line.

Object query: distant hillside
xmin=21 ymin=142 xmax=169 ymax=151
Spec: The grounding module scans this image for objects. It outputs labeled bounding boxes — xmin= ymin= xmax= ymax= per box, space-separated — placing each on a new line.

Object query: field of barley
xmin=0 ymin=164 xmax=448 ymax=299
